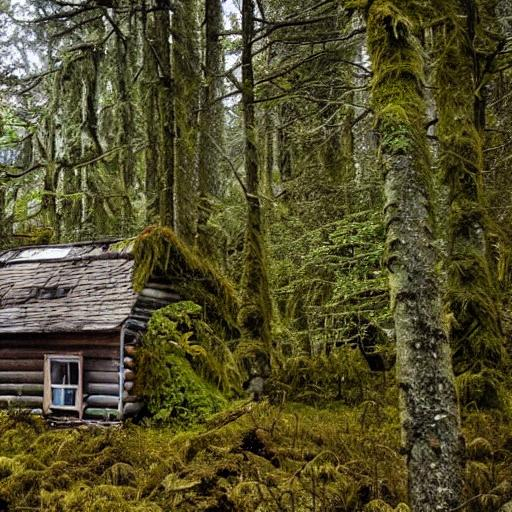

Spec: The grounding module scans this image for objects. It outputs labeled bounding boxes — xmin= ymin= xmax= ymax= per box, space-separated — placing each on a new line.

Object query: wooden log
xmin=123 ymin=330 xmax=141 ymax=343
xmin=123 ymin=356 xmax=135 ymax=369
xmin=84 ymin=359 xmax=119 ymax=372
xmin=0 ymin=348 xmax=118 ymax=360
xmin=123 ymin=402 xmax=143 ymax=417
xmin=0 ymin=359 xmax=43 ymax=372
xmin=86 ymin=395 xmax=119 ymax=408
xmin=0 ymin=383 xmax=44 ymax=396
xmin=124 ymin=345 xmax=138 ymax=356
xmin=0 ymin=371 xmax=43 ymax=384
xmin=124 ymin=381 xmax=134 ymax=392
xmin=83 ymin=407 xmax=120 ymax=420
xmin=130 ymin=313 xmax=151 ymax=322
xmin=140 ymin=287 xmax=181 ymax=301
xmin=86 ymin=383 xmax=120 ymax=396
xmin=124 ymin=369 xmax=135 ymax=381
xmin=131 ymin=308 xmax=152 ymax=320
xmin=136 ymin=296 xmax=169 ymax=309
xmin=0 ymin=333 xmax=120 ymax=347
xmin=82 ymin=348 xmax=120 ymax=360
xmin=123 ymin=394 xmax=141 ymax=403
xmin=85 ymin=371 xmax=119 ymax=384
xmin=146 ymin=280 xmax=176 ymax=290
xmin=0 ymin=396 xmax=43 ymax=408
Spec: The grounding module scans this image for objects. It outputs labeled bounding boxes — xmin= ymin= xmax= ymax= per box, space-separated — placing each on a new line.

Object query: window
xmin=43 ymin=354 xmax=83 ymax=418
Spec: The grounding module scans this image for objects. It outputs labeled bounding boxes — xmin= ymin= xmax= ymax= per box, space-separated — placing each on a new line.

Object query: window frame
xmin=43 ymin=353 xmax=83 ymax=418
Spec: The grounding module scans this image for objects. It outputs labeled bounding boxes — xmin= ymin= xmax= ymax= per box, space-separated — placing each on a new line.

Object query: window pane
xmin=51 ymin=361 xmax=79 ymax=385
xmin=52 ymin=388 xmax=76 ymax=406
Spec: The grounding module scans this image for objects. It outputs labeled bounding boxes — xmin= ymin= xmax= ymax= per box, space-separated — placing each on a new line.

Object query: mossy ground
xmin=0 ymin=401 xmax=511 ymax=511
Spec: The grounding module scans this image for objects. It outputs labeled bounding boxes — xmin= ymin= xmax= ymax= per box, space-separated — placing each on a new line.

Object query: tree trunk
xmin=197 ymin=0 xmax=225 ymax=250
xmin=239 ymin=0 xmax=272 ymax=387
xmin=366 ymin=1 xmax=463 ymax=510
xmin=143 ymin=0 xmax=175 ymax=227
xmin=173 ymin=0 xmax=201 ymax=244
xmin=142 ymin=2 xmax=160 ymax=225
xmin=113 ymin=10 xmax=135 ymax=232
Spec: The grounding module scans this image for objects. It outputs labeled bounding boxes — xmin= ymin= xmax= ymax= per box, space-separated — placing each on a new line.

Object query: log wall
xmin=0 ymin=333 xmax=122 ymax=420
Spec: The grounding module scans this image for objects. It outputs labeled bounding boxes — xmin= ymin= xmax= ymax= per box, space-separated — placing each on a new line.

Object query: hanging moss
xmin=132 ymin=226 xmax=240 ymax=335
xmin=432 ymin=0 xmax=508 ymax=408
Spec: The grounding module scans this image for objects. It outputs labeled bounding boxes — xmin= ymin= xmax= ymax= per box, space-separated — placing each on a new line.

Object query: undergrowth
xmin=0 ymin=402 xmax=511 ymax=511
xmin=0 ymin=402 xmax=408 ymax=511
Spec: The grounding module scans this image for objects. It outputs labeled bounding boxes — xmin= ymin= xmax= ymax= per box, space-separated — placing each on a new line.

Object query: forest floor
xmin=0 ymin=399 xmax=511 ymax=511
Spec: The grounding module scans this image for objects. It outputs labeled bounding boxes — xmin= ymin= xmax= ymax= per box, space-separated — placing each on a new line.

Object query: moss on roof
xmin=132 ymin=226 xmax=240 ymax=336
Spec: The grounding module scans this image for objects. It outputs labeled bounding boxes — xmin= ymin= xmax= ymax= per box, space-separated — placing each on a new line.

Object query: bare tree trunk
xmin=366 ymin=1 xmax=463 ymax=509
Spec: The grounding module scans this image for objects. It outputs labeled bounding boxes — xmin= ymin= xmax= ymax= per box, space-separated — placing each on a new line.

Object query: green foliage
xmin=0 ymin=402 xmax=407 ymax=511
xmin=272 ymin=209 xmax=390 ymax=352
xmin=432 ymin=1 xmax=509 ymax=409
xmin=135 ymin=301 xmax=232 ymax=425
xmin=275 ymin=345 xmax=374 ymax=404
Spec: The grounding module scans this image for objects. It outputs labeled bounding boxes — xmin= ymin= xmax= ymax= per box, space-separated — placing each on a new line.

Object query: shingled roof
xmin=0 ymin=241 xmax=137 ymax=334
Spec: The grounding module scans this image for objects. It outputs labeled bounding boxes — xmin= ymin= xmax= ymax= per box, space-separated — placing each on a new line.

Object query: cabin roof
xmin=0 ymin=241 xmax=137 ymax=334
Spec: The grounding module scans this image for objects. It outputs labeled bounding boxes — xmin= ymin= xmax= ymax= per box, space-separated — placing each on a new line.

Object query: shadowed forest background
xmin=1 ymin=0 xmax=512 ymax=510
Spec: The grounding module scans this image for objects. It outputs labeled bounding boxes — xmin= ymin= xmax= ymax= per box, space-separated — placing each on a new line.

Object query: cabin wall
xmin=0 ymin=332 xmax=128 ymax=421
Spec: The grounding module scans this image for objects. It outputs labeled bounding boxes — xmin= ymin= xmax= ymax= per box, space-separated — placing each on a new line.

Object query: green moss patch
xmin=135 ymin=301 xmax=238 ymax=424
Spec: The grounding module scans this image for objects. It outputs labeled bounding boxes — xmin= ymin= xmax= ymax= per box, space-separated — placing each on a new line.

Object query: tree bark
xmin=143 ymin=0 xmax=175 ymax=227
xmin=113 ymin=9 xmax=135 ymax=231
xmin=239 ymin=0 xmax=273 ymax=385
xmin=173 ymin=0 xmax=201 ymax=244
xmin=366 ymin=1 xmax=463 ymax=509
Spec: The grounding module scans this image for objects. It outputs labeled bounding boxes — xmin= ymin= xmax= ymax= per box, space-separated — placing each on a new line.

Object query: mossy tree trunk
xmin=141 ymin=3 xmax=160 ymax=225
xmin=142 ymin=0 xmax=175 ymax=227
xmin=0 ymin=179 xmax=6 ymax=246
xmin=433 ymin=0 xmax=506 ymax=407
xmin=173 ymin=0 xmax=201 ymax=244
xmin=41 ymin=74 xmax=60 ymax=241
xmin=239 ymin=0 xmax=273 ymax=385
xmin=80 ymin=49 xmax=119 ymax=239
xmin=57 ymin=58 xmax=84 ymax=240
xmin=197 ymin=0 xmax=225 ymax=251
xmin=366 ymin=1 xmax=463 ymax=510
xmin=277 ymin=103 xmax=293 ymax=182
xmin=113 ymin=9 xmax=135 ymax=232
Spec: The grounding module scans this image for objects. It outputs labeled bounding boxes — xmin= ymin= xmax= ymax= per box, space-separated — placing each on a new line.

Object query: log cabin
xmin=0 ymin=228 xmax=239 ymax=422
